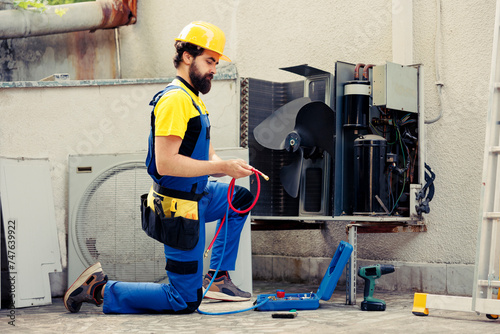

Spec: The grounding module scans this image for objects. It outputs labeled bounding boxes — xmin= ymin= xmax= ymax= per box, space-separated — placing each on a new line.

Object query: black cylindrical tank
xmin=344 ymin=80 xmax=370 ymax=128
xmin=353 ymin=134 xmax=388 ymax=214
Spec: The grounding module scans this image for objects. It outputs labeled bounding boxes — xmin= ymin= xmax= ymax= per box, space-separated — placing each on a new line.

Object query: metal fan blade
xmin=280 ymin=148 xmax=304 ymax=198
xmin=294 ymin=101 xmax=335 ymax=157
xmin=253 ymin=97 xmax=311 ymax=150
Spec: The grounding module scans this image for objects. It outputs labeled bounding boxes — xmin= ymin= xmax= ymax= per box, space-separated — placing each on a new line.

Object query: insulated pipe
xmin=0 ymin=0 xmax=136 ymax=39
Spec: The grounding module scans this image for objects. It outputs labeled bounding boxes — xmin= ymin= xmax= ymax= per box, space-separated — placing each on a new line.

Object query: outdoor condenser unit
xmin=247 ymin=61 xmax=428 ymax=222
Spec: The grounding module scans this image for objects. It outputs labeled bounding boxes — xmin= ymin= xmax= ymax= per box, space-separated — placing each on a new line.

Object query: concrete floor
xmin=1 ymin=281 xmax=499 ymax=333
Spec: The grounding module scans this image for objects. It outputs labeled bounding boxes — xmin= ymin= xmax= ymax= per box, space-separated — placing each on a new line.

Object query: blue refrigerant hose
xmin=197 ymin=170 xmax=269 ymax=315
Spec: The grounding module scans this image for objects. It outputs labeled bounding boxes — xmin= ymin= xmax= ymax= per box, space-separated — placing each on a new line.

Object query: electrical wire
xmin=390 ymin=174 xmax=406 ymax=214
xmin=369 ymin=121 xmax=383 ymax=136
xmin=377 ymin=107 xmax=388 ymax=115
xmin=387 ymin=125 xmax=398 ymax=145
xmin=409 ymin=141 xmax=418 ymax=183
xmin=397 ymin=127 xmax=406 ymax=164
xmin=399 ymin=114 xmax=417 ymax=126
xmin=389 ymin=125 xmax=409 ymax=214
xmin=390 ymin=129 xmax=406 ymax=214
xmin=387 ymin=169 xmax=395 ymax=210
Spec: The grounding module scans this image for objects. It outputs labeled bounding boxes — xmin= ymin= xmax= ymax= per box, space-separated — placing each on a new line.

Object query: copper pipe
xmin=363 ymin=64 xmax=374 ymax=80
xmin=354 ymin=63 xmax=365 ymax=80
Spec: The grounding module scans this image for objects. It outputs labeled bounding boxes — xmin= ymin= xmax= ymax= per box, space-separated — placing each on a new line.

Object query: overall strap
xmin=148 ymin=84 xmax=204 ymax=163
xmin=149 ymin=85 xmax=203 ymax=115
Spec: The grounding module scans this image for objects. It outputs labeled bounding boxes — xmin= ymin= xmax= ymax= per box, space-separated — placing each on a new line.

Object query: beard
xmin=189 ymin=60 xmax=213 ymax=94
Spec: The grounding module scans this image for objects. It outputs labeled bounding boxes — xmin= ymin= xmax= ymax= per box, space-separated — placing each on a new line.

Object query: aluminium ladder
xmin=472 ymin=0 xmax=500 ymax=315
xmin=412 ymin=0 xmax=500 ymax=317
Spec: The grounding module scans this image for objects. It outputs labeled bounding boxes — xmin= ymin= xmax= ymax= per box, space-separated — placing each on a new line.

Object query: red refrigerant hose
xmin=204 ymin=168 xmax=269 ymax=258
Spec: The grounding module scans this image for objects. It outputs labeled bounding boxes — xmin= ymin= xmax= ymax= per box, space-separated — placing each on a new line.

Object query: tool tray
xmin=255 ymin=241 xmax=353 ymax=311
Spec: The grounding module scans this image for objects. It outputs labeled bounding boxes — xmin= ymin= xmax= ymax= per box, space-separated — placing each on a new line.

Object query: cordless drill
xmin=358 ymin=264 xmax=395 ymax=311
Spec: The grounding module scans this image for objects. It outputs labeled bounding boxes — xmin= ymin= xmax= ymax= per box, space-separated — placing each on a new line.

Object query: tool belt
xmin=141 ymin=183 xmax=204 ymax=250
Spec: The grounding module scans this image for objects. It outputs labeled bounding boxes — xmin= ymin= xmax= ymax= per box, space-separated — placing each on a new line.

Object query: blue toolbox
xmin=255 ymin=240 xmax=353 ymax=311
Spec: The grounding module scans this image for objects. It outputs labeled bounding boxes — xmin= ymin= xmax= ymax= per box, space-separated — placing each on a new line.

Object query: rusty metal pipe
xmin=0 ymin=0 xmax=15 ymax=10
xmin=0 ymin=0 xmax=136 ymax=39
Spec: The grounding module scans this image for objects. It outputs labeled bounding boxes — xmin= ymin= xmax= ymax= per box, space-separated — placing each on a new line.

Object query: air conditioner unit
xmin=67 ymin=152 xmax=163 ymax=286
xmin=67 ymin=150 xmax=251 ymax=293
xmin=248 ymin=62 xmax=426 ymax=221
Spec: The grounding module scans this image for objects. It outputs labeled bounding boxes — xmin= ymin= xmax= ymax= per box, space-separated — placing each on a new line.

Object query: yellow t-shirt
xmin=154 ymin=79 xmax=208 ymax=139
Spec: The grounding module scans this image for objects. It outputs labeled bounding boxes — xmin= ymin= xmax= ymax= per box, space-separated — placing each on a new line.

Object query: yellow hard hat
xmin=175 ymin=21 xmax=231 ymax=62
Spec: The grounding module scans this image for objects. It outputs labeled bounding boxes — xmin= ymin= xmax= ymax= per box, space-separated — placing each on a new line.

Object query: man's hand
xmin=221 ymin=159 xmax=254 ymax=179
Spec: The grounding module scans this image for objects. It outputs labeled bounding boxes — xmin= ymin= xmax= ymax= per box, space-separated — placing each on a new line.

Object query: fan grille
xmin=75 ymin=162 xmax=167 ymax=283
xmin=246 ymin=78 xmax=303 ymax=216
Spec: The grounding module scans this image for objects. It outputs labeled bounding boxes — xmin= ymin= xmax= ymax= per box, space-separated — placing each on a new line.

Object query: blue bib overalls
xmin=102 ymin=84 xmax=253 ymax=314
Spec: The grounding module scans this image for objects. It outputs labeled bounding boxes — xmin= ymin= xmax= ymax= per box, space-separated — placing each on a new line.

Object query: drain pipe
xmin=0 ymin=0 xmax=137 ymax=39
xmin=392 ymin=0 xmax=413 ymax=65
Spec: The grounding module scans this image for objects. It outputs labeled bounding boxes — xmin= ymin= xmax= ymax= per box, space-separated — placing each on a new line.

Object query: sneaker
xmin=64 ymin=262 xmax=108 ymax=313
xmin=202 ymin=272 xmax=251 ymax=301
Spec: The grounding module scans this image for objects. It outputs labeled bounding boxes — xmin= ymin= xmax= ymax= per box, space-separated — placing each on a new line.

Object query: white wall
xmin=116 ymin=0 xmax=497 ymax=266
